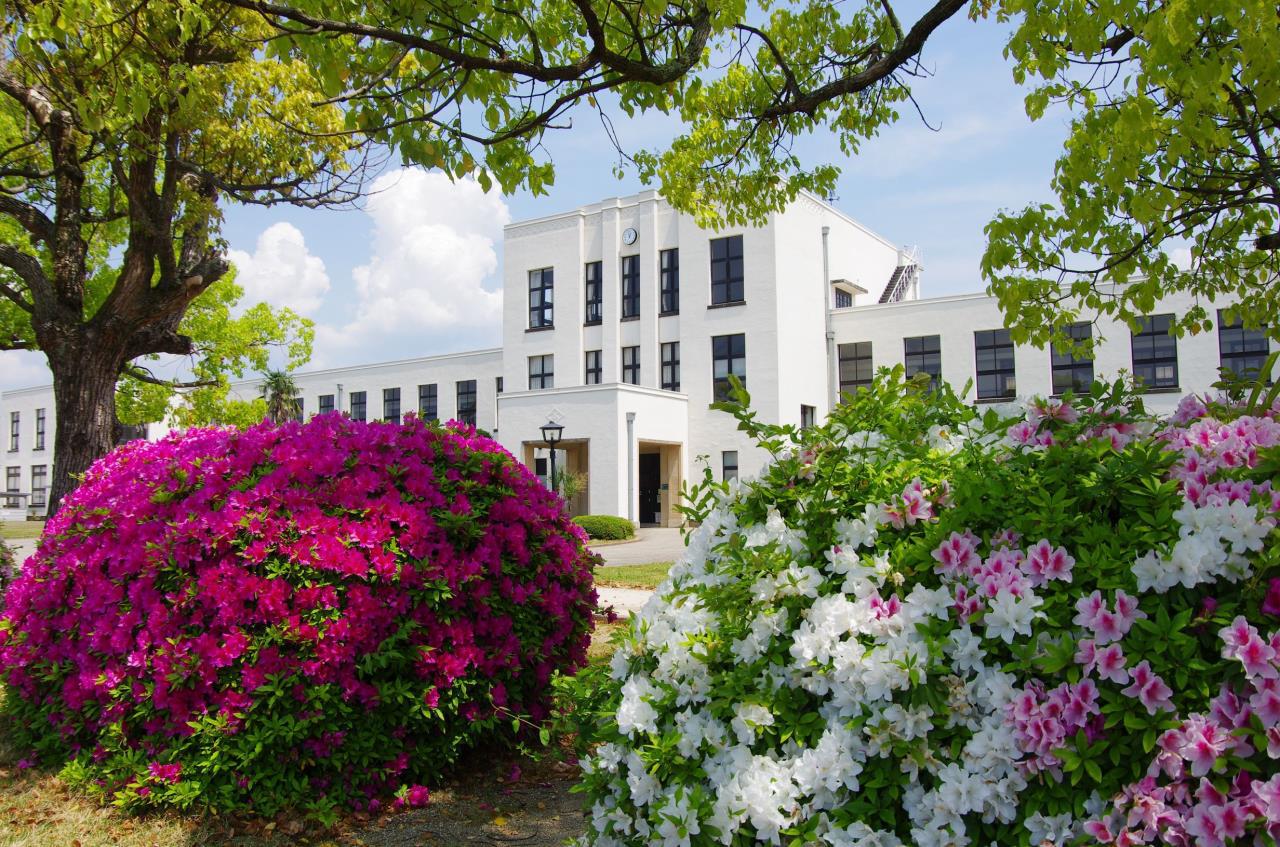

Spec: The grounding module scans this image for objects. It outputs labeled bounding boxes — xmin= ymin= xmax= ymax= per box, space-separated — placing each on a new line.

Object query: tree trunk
xmin=47 ymin=349 xmax=122 ymax=516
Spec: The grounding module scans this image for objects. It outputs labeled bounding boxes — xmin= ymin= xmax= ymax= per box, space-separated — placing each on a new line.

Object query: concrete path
xmin=593 ymin=527 xmax=685 ymax=566
xmin=596 ymin=586 xmax=654 ymax=616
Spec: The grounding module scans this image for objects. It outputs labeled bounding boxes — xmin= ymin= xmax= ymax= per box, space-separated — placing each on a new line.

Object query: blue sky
xmin=1 ymin=11 xmax=1074 ymax=391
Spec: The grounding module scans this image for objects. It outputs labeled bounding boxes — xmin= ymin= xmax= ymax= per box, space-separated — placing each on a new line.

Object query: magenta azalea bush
xmin=576 ymin=374 xmax=1280 ymax=847
xmin=0 ymin=415 xmax=596 ymax=816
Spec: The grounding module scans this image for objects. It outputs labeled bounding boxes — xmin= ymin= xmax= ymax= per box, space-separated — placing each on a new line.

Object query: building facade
xmin=2 ymin=191 xmax=1272 ymax=521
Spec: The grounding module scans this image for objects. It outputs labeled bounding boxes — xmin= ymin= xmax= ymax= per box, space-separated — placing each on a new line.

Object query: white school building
xmin=2 ymin=190 xmax=1273 ymax=522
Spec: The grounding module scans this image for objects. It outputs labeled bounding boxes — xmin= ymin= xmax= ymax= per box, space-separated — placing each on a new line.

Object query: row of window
xmin=308 ymin=380 xmax=482 ymax=427
xmin=838 ymin=312 xmax=1270 ymax=399
xmin=528 ymin=235 xmax=745 ymax=329
xmin=4 ymin=464 xmax=47 ymax=507
xmin=525 ymin=334 xmax=747 ymax=400
xmin=7 ymin=408 xmax=46 ymax=453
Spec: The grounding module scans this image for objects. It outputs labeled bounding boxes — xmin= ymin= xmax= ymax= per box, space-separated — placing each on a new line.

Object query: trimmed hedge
xmin=573 ymin=515 xmax=636 ymax=541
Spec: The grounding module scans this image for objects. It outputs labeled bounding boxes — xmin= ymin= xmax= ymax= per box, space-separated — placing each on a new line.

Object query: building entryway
xmin=636 ymin=441 xmax=683 ymax=527
xmin=639 ymin=453 xmax=660 ymax=525
xmin=522 ymin=439 xmax=589 ymax=516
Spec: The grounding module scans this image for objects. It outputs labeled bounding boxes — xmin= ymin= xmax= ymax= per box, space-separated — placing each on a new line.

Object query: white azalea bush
xmin=575 ymin=372 xmax=1280 ymax=847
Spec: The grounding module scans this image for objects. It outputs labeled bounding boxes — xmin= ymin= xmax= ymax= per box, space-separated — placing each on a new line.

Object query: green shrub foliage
xmin=574 ymin=516 xmax=637 ymax=541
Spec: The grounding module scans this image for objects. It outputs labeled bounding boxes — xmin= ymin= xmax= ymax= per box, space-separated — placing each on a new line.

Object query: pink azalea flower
xmin=1023 ymin=539 xmax=1075 ymax=585
xmin=1121 ymin=661 xmax=1175 ymax=715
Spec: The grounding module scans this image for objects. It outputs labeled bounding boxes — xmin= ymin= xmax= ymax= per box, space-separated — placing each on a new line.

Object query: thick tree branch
xmin=0 ymin=194 xmax=55 ymax=242
xmin=0 ymin=245 xmax=46 ymax=311
xmin=122 ymin=363 xmax=218 ymax=389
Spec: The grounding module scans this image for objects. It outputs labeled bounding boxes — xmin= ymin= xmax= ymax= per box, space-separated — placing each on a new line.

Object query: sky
xmin=0 ymin=10 xmax=1075 ymax=392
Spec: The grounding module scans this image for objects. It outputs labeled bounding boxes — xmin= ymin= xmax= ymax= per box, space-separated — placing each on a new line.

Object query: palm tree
xmin=260 ymin=370 xmax=301 ymax=424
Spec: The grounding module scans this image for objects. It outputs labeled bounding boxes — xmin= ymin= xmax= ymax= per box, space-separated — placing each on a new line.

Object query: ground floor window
xmin=801 ymin=405 xmax=816 ymax=429
xmin=419 ymin=384 xmax=437 ymax=419
xmin=349 ymin=391 xmax=367 ymax=421
xmin=318 ymin=394 xmax=334 ymax=415
xmin=5 ymin=466 xmax=18 ymax=492
xmin=904 ymin=335 xmax=941 ymax=390
xmin=1131 ymin=314 xmax=1179 ymax=390
xmin=838 ymin=341 xmax=873 ymax=395
xmin=383 ymin=388 xmax=401 ymax=423
xmin=1051 ymin=322 xmax=1094 ymax=395
xmin=456 ymin=380 xmax=477 ymax=427
xmin=30 ymin=465 xmax=46 ymax=508
xmin=722 ymin=451 xmax=738 ymax=483
xmin=1218 ymin=310 xmax=1270 ymax=381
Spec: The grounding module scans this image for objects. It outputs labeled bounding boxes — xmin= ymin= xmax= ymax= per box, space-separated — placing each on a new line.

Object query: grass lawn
xmin=0 ymin=521 xmax=43 ymax=541
xmin=592 ymin=562 xmax=672 ymax=590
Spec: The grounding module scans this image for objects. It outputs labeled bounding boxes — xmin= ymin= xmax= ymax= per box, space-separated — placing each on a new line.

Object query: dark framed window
xmin=496 ymin=376 xmax=504 ymax=394
xmin=584 ymin=261 xmax=603 ymax=324
xmin=622 ymin=346 xmax=640 ymax=385
xmin=318 ymin=394 xmax=335 ymax=415
xmin=712 ymin=333 xmax=747 ymax=401
xmin=383 ymin=388 xmax=401 ymax=423
xmin=529 ymin=354 xmax=554 ymax=390
xmin=710 ymin=235 xmax=745 ymax=305
xmin=1218 ymin=310 xmax=1270 ymax=380
xmin=621 ymin=255 xmax=640 ymax=319
xmin=456 ymin=380 xmax=477 ymax=427
xmin=8 ymin=412 xmax=17 ymax=452
xmin=801 ymin=405 xmax=816 ymax=429
xmin=1051 ymin=322 xmax=1095 ymax=395
xmin=975 ymin=329 xmax=1016 ymax=400
xmin=585 ymin=350 xmax=602 ymax=385
xmin=904 ymin=335 xmax=941 ymax=390
xmin=4 ymin=466 xmax=17 ymax=492
xmin=1131 ymin=314 xmax=1179 ymax=390
xmin=30 ymin=464 xmax=47 ymax=508
xmin=34 ymin=408 xmax=44 ymax=450
xmin=660 ymin=249 xmax=680 ymax=314
xmin=833 ymin=288 xmax=853 ymax=308
xmin=838 ymin=342 xmax=873 ymax=395
xmin=661 ymin=342 xmax=681 ymax=391
xmin=418 ymin=383 xmax=438 ymax=419
xmin=722 ymin=451 xmax=738 ymax=483
xmin=349 ymin=391 xmax=367 ymax=421
xmin=292 ymin=396 xmax=305 ymax=423
xmin=528 ymin=268 xmax=554 ymax=329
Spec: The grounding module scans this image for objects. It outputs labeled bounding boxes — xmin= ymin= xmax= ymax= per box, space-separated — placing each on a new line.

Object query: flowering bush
xmin=0 ymin=539 xmax=14 ymax=596
xmin=577 ymin=373 xmax=1280 ymax=846
xmin=0 ymin=415 xmax=595 ymax=816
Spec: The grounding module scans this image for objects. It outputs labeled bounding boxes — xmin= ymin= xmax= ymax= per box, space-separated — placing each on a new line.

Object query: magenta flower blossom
xmin=1262 ymin=578 xmax=1280 ymax=617
xmin=1022 ymin=539 xmax=1075 ymax=585
xmin=1122 ymin=661 xmax=1175 ymax=715
xmin=1219 ymin=616 xmax=1279 ymax=680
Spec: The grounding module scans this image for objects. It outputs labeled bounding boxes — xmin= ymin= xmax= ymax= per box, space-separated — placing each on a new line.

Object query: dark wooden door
xmin=639 ymin=453 xmax=660 ymax=524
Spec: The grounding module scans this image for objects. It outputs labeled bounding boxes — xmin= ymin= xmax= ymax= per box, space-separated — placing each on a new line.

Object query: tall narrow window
xmin=528 ymin=268 xmax=554 ymax=329
xmin=349 ymin=391 xmax=367 ymax=421
xmin=8 ymin=411 xmax=17 ymax=452
xmin=722 ymin=451 xmax=739 ymax=483
xmin=1051 ymin=322 xmax=1095 ymax=395
xmin=293 ymin=396 xmax=305 ymax=423
xmin=621 ymin=346 xmax=640 ymax=384
xmin=383 ymin=388 xmax=401 ymax=423
xmin=712 ymin=333 xmax=747 ymax=401
xmin=4 ymin=466 xmax=17 ymax=493
xmin=456 ymin=380 xmax=477 ymax=427
xmin=904 ymin=335 xmax=942 ymax=390
xmin=496 ymin=376 xmax=504 ymax=394
xmin=1131 ymin=314 xmax=1179 ymax=390
xmin=30 ymin=465 xmax=47 ymax=508
xmin=528 ymin=354 xmax=555 ymax=389
xmin=584 ymin=261 xmax=602 ymax=324
xmin=661 ymin=342 xmax=681 ymax=391
xmin=585 ymin=350 xmax=602 ymax=385
xmin=975 ymin=329 xmax=1016 ymax=400
xmin=621 ymin=255 xmax=640 ymax=319
xmin=318 ymin=394 xmax=335 ymax=415
xmin=660 ymin=249 xmax=680 ymax=314
xmin=418 ymin=383 xmax=438 ymax=419
xmin=1218 ymin=310 xmax=1270 ymax=380
xmin=34 ymin=408 xmax=45 ymax=450
xmin=801 ymin=405 xmax=817 ymax=429
xmin=838 ymin=342 xmax=874 ymax=395
xmin=710 ymin=235 xmax=745 ymax=305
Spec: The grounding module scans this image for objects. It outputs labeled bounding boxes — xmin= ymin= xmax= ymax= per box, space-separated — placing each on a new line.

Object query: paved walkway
xmin=596 ymin=586 xmax=653 ymax=615
xmin=593 ymin=527 xmax=685 ymax=566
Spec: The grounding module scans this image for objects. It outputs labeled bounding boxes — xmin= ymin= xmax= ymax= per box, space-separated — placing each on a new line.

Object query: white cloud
xmin=0 ymin=350 xmax=50 ymax=392
xmin=317 ymin=169 xmax=509 ymax=351
xmin=228 ymin=222 xmax=330 ymax=315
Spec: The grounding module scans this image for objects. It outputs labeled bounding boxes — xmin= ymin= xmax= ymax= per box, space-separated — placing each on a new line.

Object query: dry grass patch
xmin=592 ymin=562 xmax=671 ymax=590
xmin=0 ymin=521 xmax=43 ymax=541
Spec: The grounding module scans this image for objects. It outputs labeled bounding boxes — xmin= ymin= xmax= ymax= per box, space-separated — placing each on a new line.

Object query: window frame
xmin=4 ymin=466 xmax=18 ymax=493
xmin=660 ymin=248 xmax=680 ymax=315
xmin=30 ymin=464 xmax=47 ymax=508
xmin=1130 ymin=313 xmax=1180 ymax=391
xmin=1218 ymin=310 xmax=1271 ymax=381
xmin=712 ymin=333 xmax=747 ymax=402
xmin=621 ymin=345 xmax=641 ymax=385
xmin=722 ymin=450 xmax=739 ymax=483
xmin=833 ymin=288 xmax=853 ymax=308
xmin=34 ymin=408 xmax=45 ymax=451
xmin=903 ymin=335 xmax=942 ymax=391
xmin=418 ymin=383 xmax=438 ymax=420
xmin=1050 ymin=322 xmax=1095 ymax=396
xmin=620 ymin=255 xmax=640 ymax=319
xmin=584 ymin=350 xmax=602 ymax=385
xmin=710 ymin=235 xmax=745 ymax=305
xmin=838 ymin=341 xmax=874 ymax=396
xmin=349 ymin=391 xmax=367 ymax=422
xmin=456 ymin=380 xmax=478 ymax=427
xmin=584 ymin=261 xmax=603 ymax=324
xmin=661 ymin=341 xmax=681 ymax=391
xmin=974 ymin=328 xmax=1016 ymax=401
xmin=318 ymin=394 xmax=335 ymax=415
xmin=8 ymin=411 xmax=17 ymax=452
xmin=383 ymin=387 xmax=401 ymax=423
xmin=528 ymin=354 xmax=555 ymax=390
xmin=801 ymin=405 xmax=816 ymax=429
xmin=528 ymin=267 xmax=554 ymax=329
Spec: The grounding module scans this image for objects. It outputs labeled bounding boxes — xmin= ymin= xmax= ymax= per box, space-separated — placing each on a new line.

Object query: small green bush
xmin=573 ymin=515 xmax=636 ymax=541
xmin=0 ymin=539 xmax=14 ymax=595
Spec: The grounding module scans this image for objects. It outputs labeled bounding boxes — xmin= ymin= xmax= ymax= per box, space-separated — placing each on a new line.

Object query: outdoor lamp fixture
xmin=541 ymin=420 xmax=565 ymax=492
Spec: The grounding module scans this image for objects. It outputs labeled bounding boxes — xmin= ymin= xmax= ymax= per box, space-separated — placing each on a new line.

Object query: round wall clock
xmin=622 ymin=227 xmax=638 ymax=245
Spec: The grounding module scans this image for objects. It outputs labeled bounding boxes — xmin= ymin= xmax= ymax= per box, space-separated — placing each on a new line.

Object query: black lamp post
xmin=540 ymin=420 xmax=565 ymax=492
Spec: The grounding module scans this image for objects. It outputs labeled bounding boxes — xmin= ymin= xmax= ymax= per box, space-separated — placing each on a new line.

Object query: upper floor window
xmin=585 ymin=350 xmax=602 ymax=385
xmin=584 ymin=261 xmax=602 ymax=324
xmin=1218 ymin=310 xmax=1270 ymax=381
xmin=622 ymin=346 xmax=641 ymax=384
xmin=349 ymin=391 xmax=367 ymax=421
xmin=660 ymin=249 xmax=680 ymax=314
xmin=456 ymin=380 xmax=477 ymax=427
xmin=904 ymin=335 xmax=941 ymax=391
xmin=801 ymin=405 xmax=817 ymax=429
xmin=710 ymin=235 xmax=744 ymax=305
xmin=838 ymin=342 xmax=873 ymax=396
xmin=318 ymin=394 xmax=335 ymax=415
xmin=975 ymin=329 xmax=1016 ymax=400
xmin=712 ymin=333 xmax=747 ymax=401
xmin=418 ymin=383 xmax=437 ymax=420
xmin=496 ymin=376 xmax=504 ymax=394
xmin=621 ymin=255 xmax=640 ymax=319
xmin=383 ymin=387 xmax=401 ymax=423
xmin=661 ymin=342 xmax=681 ymax=391
xmin=34 ymin=408 xmax=44 ymax=451
xmin=529 ymin=354 xmax=554 ymax=390
xmin=833 ymin=288 xmax=853 ymax=308
xmin=30 ymin=464 xmax=47 ymax=508
xmin=8 ymin=411 xmax=17 ymax=452
xmin=528 ymin=268 xmax=554 ymax=329
xmin=1131 ymin=314 xmax=1179 ymax=390
xmin=1051 ymin=322 xmax=1094 ymax=395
